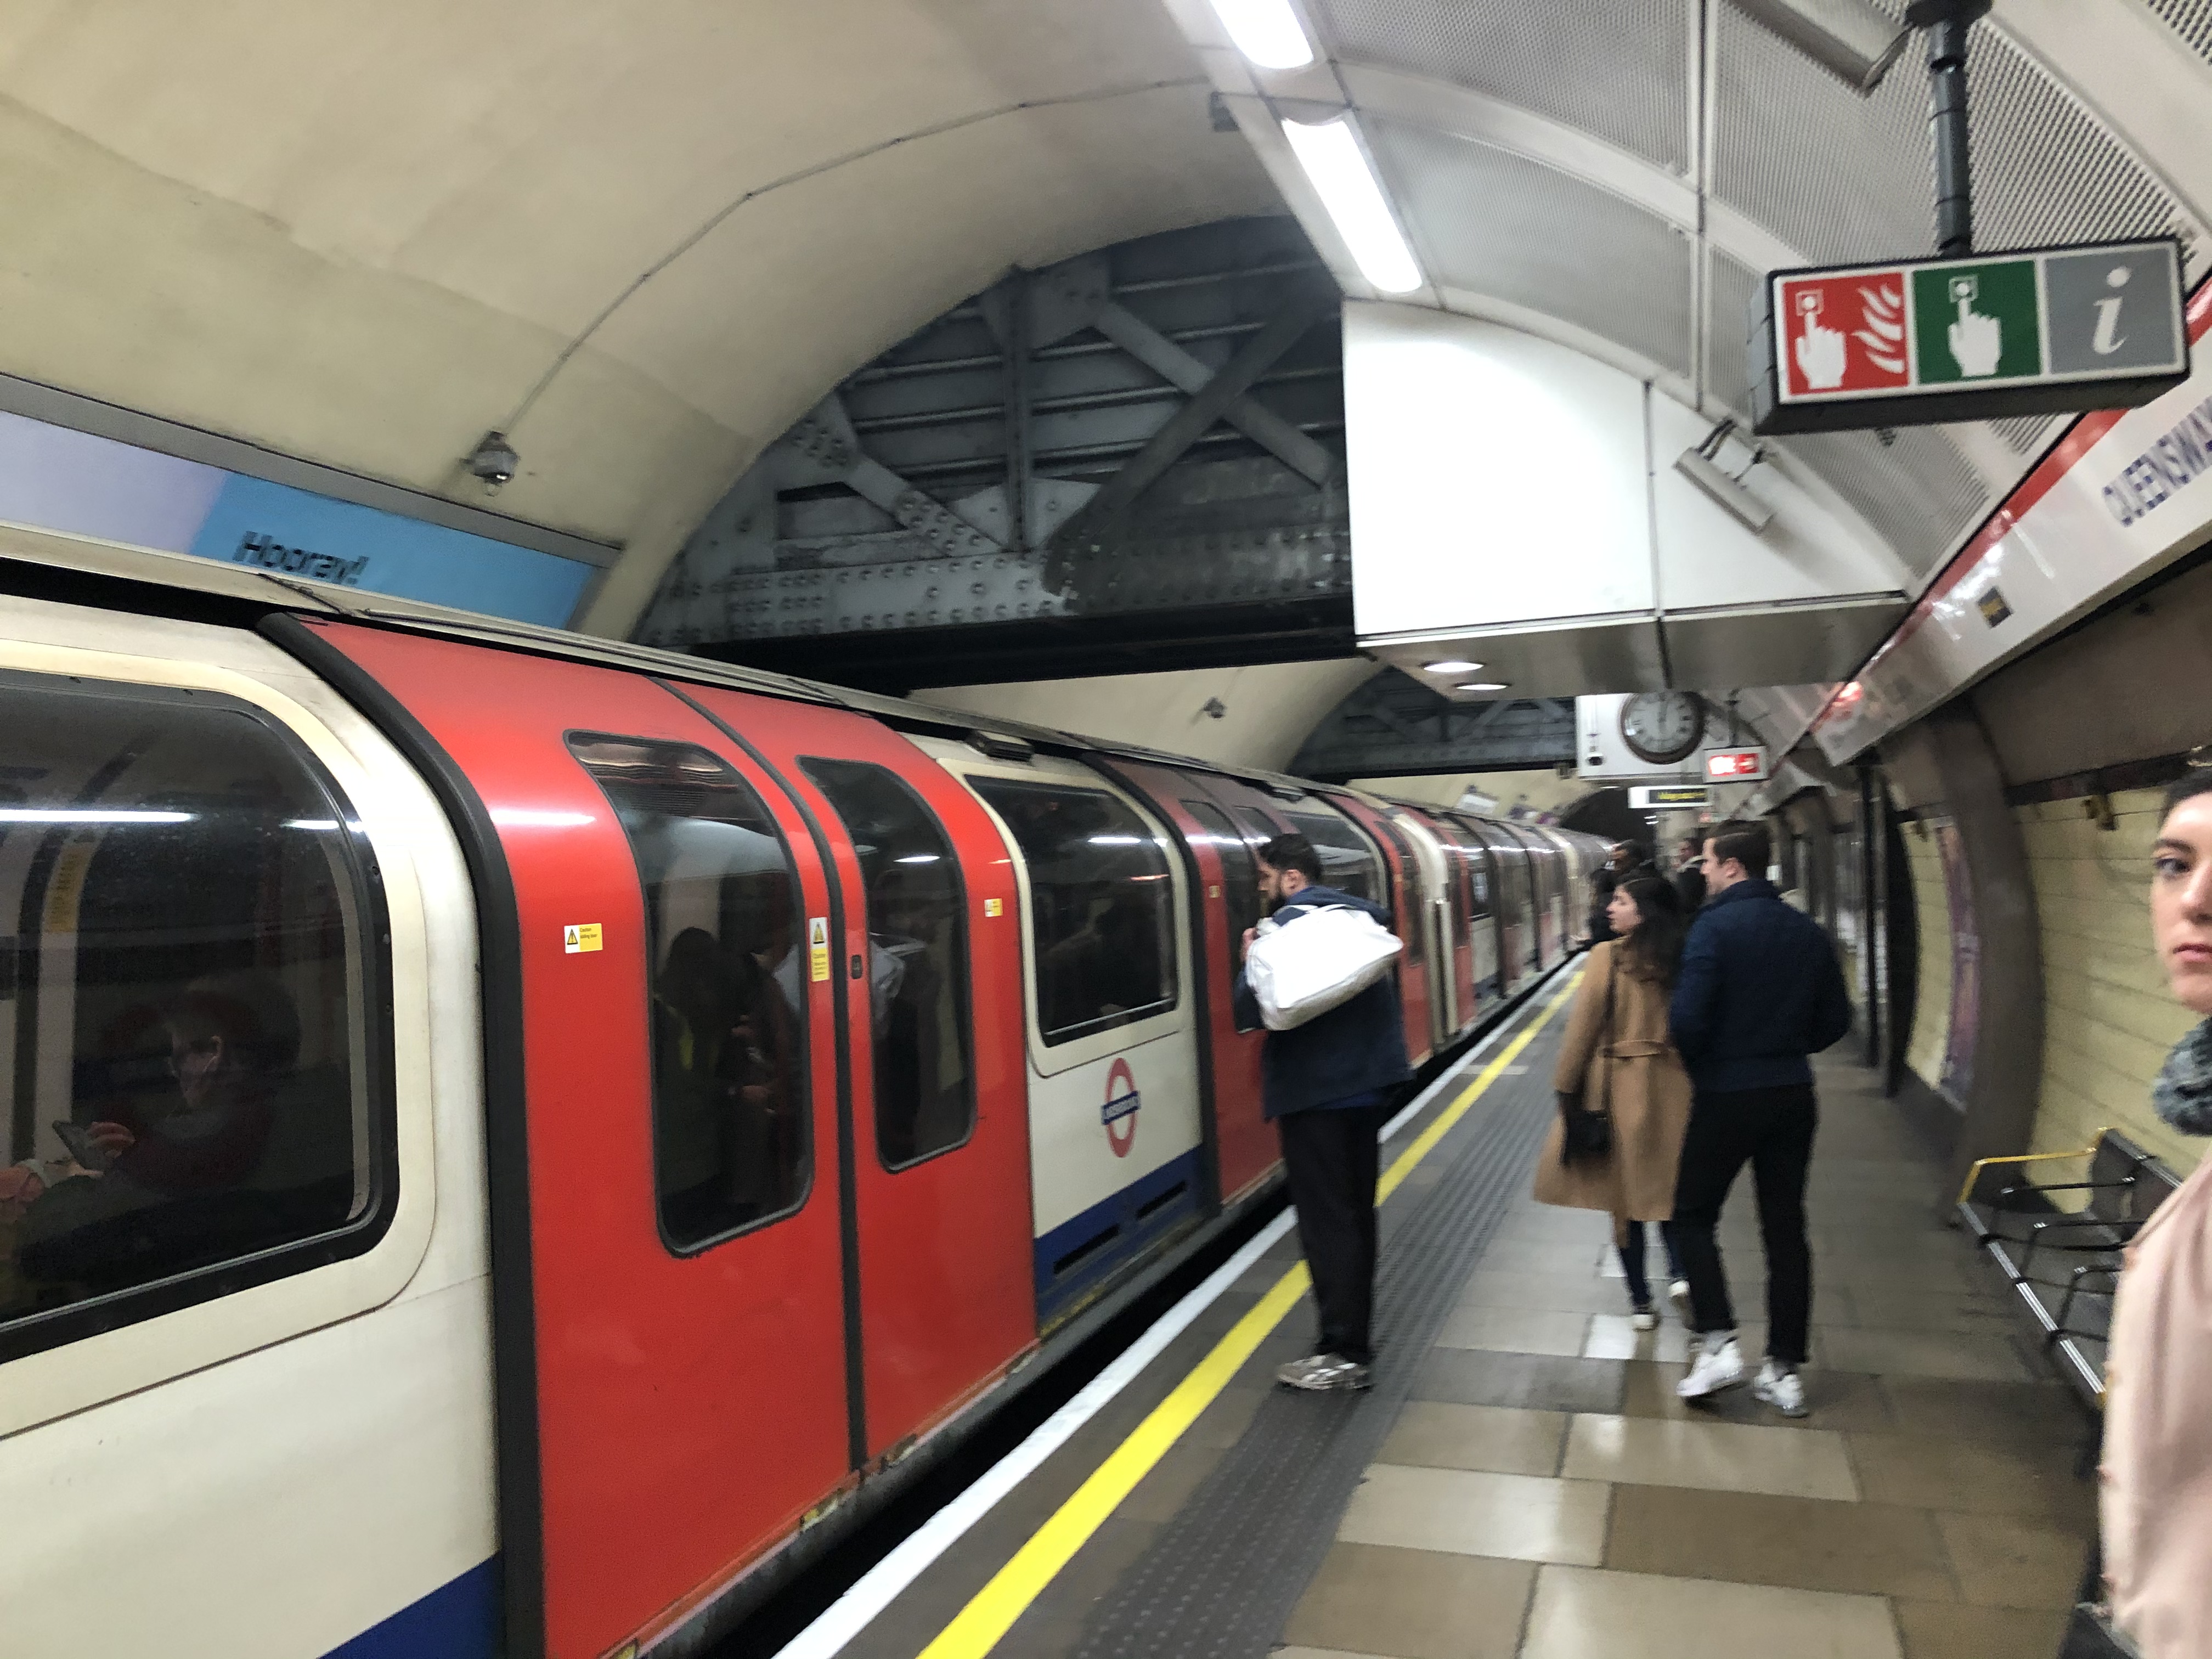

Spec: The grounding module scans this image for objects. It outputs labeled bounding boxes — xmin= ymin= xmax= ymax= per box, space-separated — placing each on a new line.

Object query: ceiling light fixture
xmin=1207 ymin=0 xmax=1314 ymax=69
xmin=1457 ymin=681 xmax=1509 ymax=693
xmin=1424 ymin=659 xmax=1482 ymax=674
xmin=465 ymin=430 xmax=520 ymax=494
xmin=1279 ymin=116 xmax=1424 ymax=294
xmin=1725 ymin=0 xmax=1910 ymax=94
xmin=1674 ymin=420 xmax=1774 ymax=533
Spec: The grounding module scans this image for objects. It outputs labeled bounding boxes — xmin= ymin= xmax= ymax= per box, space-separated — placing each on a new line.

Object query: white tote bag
xmin=1245 ymin=903 xmax=1403 ymax=1031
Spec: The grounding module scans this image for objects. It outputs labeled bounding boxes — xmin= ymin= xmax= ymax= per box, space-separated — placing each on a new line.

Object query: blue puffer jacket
xmin=1669 ymin=877 xmax=1852 ymax=1094
xmin=1231 ymin=885 xmax=1413 ymax=1120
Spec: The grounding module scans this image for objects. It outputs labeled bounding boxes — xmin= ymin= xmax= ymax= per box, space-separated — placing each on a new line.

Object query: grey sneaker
xmin=1754 ymin=1361 xmax=1808 ymax=1418
xmin=1277 ymin=1352 xmax=1372 ymax=1391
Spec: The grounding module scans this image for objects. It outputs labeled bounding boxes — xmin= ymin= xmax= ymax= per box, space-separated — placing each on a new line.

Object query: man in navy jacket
xmin=1233 ymin=832 xmax=1412 ymax=1391
xmin=1668 ymin=820 xmax=1851 ymax=1418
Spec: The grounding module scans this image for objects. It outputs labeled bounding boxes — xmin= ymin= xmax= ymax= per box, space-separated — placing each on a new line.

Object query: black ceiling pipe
xmin=1908 ymin=0 xmax=1992 ymax=258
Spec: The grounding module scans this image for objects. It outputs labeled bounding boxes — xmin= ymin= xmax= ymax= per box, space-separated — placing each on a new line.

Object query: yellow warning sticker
xmin=809 ymin=916 xmax=831 ymax=983
xmin=984 ymin=898 xmax=1004 ymax=918
xmin=563 ymin=922 xmax=603 ymax=954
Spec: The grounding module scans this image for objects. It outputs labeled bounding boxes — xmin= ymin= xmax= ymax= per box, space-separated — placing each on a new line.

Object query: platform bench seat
xmin=1956 ymin=1130 xmax=2180 ymax=1409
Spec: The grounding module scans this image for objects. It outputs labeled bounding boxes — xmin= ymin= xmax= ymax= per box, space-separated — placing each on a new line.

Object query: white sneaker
xmin=1754 ymin=1361 xmax=1808 ymax=1418
xmin=1676 ymin=1334 xmax=1746 ymax=1401
xmin=1630 ymin=1308 xmax=1657 ymax=1332
xmin=1667 ymin=1279 xmax=1691 ymax=1310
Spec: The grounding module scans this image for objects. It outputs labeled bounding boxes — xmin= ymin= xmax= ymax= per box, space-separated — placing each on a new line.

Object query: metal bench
xmin=1955 ymin=1129 xmax=2180 ymax=1409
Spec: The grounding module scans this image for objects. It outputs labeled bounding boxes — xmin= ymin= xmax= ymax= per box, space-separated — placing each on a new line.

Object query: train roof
xmin=0 ymin=520 xmax=1396 ymax=812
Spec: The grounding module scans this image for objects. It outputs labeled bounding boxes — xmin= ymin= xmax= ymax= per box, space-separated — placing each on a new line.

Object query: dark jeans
xmin=1618 ymin=1220 xmax=1685 ymax=1309
xmin=1279 ymin=1101 xmax=1390 ymax=1364
xmin=1671 ymin=1082 xmax=1818 ymax=1365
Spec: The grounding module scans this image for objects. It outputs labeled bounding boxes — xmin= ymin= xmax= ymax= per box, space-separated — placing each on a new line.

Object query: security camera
xmin=465 ymin=431 xmax=520 ymax=494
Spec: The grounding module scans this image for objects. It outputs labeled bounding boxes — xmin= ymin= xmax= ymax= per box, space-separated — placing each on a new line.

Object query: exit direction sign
xmin=1750 ymin=238 xmax=2187 ymax=435
xmin=1704 ymin=747 xmax=1769 ymax=783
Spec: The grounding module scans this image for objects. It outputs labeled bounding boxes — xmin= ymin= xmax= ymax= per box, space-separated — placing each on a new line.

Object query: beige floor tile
xmin=1476 ymin=1239 xmax=1603 ymax=1278
xmin=1934 ymin=1510 xmax=2091 ymax=1610
xmin=1435 ymin=1305 xmax=1593 ymax=1358
xmin=1336 ymin=1464 xmax=1609 ymax=1565
xmin=1605 ymin=1483 xmax=1956 ymax=1600
xmin=1893 ymin=1600 xmax=2070 ymax=1658
xmin=1413 ymin=1348 xmax=1627 ymax=1415
xmin=1821 ymin=1325 xmax=2032 ymax=1383
xmin=1378 ymin=1401 xmax=1568 ymax=1477
xmin=1847 ymin=1432 xmax=2096 ymax=1523
xmin=1562 ymin=1412 xmax=1859 ymax=1500
xmin=1878 ymin=1376 xmax=2090 ymax=1447
xmin=1453 ymin=1269 xmax=1643 ymax=1317
xmin=1283 ymin=1542 xmax=1536 ymax=1659
xmin=1583 ymin=1314 xmax=1694 ymax=1363
xmin=1520 ymin=1565 xmax=1903 ymax=1659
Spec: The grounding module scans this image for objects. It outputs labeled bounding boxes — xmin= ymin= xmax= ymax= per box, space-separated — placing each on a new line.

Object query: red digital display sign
xmin=1705 ymin=748 xmax=1767 ymax=781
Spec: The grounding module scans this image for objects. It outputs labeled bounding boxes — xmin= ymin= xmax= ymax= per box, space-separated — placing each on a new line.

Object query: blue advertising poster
xmin=188 ymin=475 xmax=595 ymax=628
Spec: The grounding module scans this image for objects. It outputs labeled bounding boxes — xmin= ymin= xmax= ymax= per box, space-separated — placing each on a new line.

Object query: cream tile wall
xmin=2019 ymin=789 xmax=2202 ymax=1176
xmin=1901 ymin=822 xmax=1953 ymax=1102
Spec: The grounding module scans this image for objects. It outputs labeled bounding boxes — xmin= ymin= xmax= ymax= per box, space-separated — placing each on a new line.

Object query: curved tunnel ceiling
xmin=0 ymin=0 xmax=1277 ymax=631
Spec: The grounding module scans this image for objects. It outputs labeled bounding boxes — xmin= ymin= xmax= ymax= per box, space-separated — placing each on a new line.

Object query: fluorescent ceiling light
xmin=1457 ymin=681 xmax=1510 ymax=693
xmin=1424 ymin=659 xmax=1482 ymax=674
xmin=0 ymin=808 xmax=193 ymax=823
xmin=1207 ymin=0 xmax=1314 ymax=69
xmin=1279 ymin=116 xmax=1423 ymax=294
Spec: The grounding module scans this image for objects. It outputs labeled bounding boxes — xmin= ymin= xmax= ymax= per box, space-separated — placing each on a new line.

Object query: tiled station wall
xmin=2017 ymin=789 xmax=2202 ymax=1174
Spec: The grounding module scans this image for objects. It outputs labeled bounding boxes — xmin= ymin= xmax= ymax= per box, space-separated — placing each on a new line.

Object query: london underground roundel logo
xmin=1102 ymin=1057 xmax=1141 ymax=1158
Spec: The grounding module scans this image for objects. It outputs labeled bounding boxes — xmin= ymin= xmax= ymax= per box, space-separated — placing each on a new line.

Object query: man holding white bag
xmin=1233 ymin=833 xmax=1412 ymax=1392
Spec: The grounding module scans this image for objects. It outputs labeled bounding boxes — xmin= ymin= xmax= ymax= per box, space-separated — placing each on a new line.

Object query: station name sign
xmin=1628 ymin=785 xmax=1709 ymax=809
xmin=1751 ymin=238 xmax=2187 ymax=435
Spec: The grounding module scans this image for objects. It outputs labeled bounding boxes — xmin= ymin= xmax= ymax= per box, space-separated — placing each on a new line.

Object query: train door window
xmin=798 ymin=759 xmax=975 ymax=1170
xmin=1182 ymin=801 xmax=1262 ymax=1034
xmin=0 ymin=674 xmax=390 ymax=1362
xmin=569 ymin=734 xmax=809 ymax=1251
xmin=1364 ymin=814 xmax=1425 ymax=962
xmin=1285 ymin=810 xmax=1383 ymax=905
xmin=968 ymin=780 xmax=1176 ymax=1045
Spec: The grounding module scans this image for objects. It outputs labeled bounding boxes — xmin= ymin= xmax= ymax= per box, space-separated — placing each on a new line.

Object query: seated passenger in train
xmin=13 ymin=972 xmax=347 ymax=1300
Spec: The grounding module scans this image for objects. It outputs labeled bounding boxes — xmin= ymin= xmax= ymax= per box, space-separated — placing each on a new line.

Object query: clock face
xmin=1619 ymin=691 xmax=1705 ymax=766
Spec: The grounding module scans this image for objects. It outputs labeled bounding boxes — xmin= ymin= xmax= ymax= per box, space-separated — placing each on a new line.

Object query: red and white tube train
xmin=0 ymin=534 xmax=1605 ymax=1659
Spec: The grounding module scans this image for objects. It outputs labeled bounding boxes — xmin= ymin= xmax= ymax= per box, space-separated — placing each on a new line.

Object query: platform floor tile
xmin=1282 ymin=1542 xmax=1535 ymax=1659
xmin=1335 ymin=1465 xmax=1608 ymax=1565
xmin=1561 ymin=1411 xmax=1860 ymax=1500
xmin=1375 ymin=1402 xmax=1567 ymax=1478
xmin=1520 ymin=1566 xmax=1904 ymax=1659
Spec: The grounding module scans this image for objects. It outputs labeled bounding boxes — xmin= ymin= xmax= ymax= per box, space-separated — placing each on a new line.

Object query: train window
xmin=0 ymin=674 xmax=389 ymax=1361
xmin=1182 ymin=801 xmax=1263 ymax=1034
xmin=969 ymin=779 xmax=1177 ymax=1046
xmin=1285 ymin=810 xmax=1384 ymax=907
xmin=798 ymin=759 xmax=975 ymax=1170
xmin=569 ymin=735 xmax=809 ymax=1251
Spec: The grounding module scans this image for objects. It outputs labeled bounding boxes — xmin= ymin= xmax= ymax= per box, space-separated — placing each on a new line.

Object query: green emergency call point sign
xmin=1750 ymin=238 xmax=2187 ymax=435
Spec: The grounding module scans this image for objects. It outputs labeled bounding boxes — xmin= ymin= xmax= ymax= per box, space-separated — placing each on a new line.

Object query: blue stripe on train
xmin=321 ymin=1557 xmax=498 ymax=1659
xmin=1034 ymin=1149 xmax=1204 ymax=1321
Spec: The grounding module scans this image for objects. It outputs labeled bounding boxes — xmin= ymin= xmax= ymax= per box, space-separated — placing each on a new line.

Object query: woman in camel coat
xmin=1534 ymin=876 xmax=1695 ymax=1324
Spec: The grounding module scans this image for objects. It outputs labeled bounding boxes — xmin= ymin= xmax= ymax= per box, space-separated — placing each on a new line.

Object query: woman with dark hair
xmin=2098 ymin=769 xmax=2212 ymax=1658
xmin=1535 ymin=876 xmax=1696 ymax=1328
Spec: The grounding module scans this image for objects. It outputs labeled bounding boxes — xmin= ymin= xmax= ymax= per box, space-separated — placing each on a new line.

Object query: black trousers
xmin=1278 ymin=1101 xmax=1389 ymax=1364
xmin=1670 ymin=1083 xmax=1818 ymax=1365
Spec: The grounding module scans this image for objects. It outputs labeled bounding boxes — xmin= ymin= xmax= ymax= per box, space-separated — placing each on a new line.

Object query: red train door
xmin=1327 ymin=794 xmax=1435 ymax=1066
xmin=673 ymin=684 xmax=1035 ymax=1459
xmin=303 ymin=623 xmax=851 ymax=1659
xmin=1097 ymin=760 xmax=1273 ymax=1205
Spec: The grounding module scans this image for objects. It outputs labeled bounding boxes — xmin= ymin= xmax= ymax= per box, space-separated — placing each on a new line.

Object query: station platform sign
xmin=1751 ymin=238 xmax=2187 ymax=435
xmin=1629 ymin=784 xmax=1710 ymax=809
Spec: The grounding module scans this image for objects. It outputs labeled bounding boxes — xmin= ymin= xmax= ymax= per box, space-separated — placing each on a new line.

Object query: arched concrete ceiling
xmin=0 ymin=1 xmax=1275 ymax=630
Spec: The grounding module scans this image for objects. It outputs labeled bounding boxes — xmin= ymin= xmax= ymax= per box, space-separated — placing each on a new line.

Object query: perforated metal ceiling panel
xmin=1317 ymin=0 xmax=1691 ymax=172
xmin=1706 ymin=250 xmax=1762 ymax=417
xmin=1370 ymin=119 xmax=1694 ymax=376
xmin=1788 ymin=424 xmax=1988 ymax=580
xmin=2145 ymin=0 xmax=2212 ymax=64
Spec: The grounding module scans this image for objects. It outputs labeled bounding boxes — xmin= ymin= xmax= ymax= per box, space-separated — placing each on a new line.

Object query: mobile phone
xmin=52 ymin=1119 xmax=109 ymax=1172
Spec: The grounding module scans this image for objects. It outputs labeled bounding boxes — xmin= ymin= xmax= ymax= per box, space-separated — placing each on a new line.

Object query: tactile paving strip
xmin=1066 ymin=1024 xmax=1564 ymax=1659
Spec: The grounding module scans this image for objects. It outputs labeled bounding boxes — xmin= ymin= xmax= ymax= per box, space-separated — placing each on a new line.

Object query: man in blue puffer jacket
xmin=1668 ymin=819 xmax=1851 ymax=1419
xmin=1232 ymin=832 xmax=1412 ymax=1392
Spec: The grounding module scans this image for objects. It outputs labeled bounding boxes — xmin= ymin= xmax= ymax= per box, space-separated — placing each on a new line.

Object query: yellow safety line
xmin=915 ymin=968 xmax=1585 ymax=1659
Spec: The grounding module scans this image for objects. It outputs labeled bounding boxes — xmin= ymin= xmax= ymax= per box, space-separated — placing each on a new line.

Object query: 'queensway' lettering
xmin=2102 ymin=393 xmax=2212 ymax=527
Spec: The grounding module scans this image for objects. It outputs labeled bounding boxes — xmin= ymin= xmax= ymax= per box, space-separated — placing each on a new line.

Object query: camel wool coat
xmin=1532 ymin=941 xmax=1694 ymax=1223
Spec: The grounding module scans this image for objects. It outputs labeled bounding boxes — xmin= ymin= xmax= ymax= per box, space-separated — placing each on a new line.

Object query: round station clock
xmin=1619 ymin=691 xmax=1705 ymax=766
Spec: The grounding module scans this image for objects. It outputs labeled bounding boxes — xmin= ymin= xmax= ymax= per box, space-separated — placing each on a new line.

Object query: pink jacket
xmin=2103 ymin=1150 xmax=2212 ymax=1657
